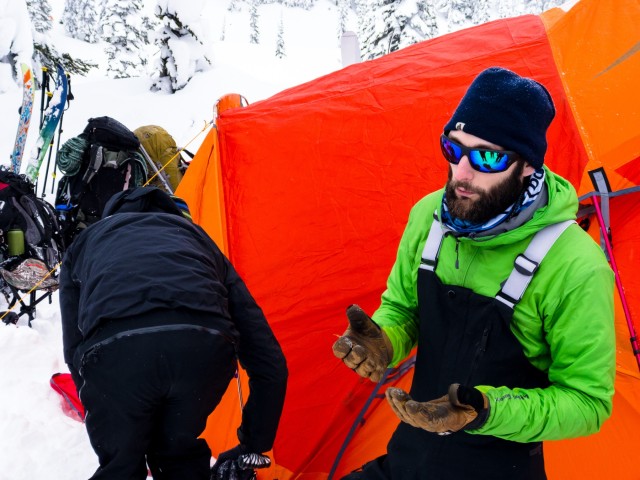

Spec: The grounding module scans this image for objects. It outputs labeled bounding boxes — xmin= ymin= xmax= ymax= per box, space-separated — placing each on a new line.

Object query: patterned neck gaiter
xmin=440 ymin=168 xmax=546 ymax=235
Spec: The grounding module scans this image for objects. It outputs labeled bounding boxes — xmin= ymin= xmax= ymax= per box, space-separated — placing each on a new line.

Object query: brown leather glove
xmin=332 ymin=304 xmax=393 ymax=383
xmin=385 ymin=384 xmax=489 ymax=434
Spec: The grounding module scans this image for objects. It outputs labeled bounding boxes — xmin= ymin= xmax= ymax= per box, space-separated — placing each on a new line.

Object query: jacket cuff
xmin=464 ymin=403 xmax=490 ymax=431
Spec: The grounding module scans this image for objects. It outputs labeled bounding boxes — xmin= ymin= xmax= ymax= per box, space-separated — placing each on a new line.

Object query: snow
xmin=0 ymin=2 xmax=348 ymax=478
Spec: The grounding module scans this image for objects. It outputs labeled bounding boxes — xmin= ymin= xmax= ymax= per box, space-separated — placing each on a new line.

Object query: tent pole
xmin=591 ymin=194 xmax=640 ymax=371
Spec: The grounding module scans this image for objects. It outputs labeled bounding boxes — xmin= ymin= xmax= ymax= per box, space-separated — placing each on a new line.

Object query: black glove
xmin=332 ymin=305 xmax=393 ymax=382
xmin=211 ymin=444 xmax=271 ymax=480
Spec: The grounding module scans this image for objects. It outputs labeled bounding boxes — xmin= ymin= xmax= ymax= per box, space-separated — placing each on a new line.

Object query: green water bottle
xmin=7 ymin=229 xmax=25 ymax=256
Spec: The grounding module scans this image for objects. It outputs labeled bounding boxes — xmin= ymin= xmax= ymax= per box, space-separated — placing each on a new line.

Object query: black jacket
xmin=60 ymin=188 xmax=288 ymax=453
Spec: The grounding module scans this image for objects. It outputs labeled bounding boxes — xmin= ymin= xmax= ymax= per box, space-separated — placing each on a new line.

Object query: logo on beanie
xmin=455 ymin=122 xmax=465 ymax=131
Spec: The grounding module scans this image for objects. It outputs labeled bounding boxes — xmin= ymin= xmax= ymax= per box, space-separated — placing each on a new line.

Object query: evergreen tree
xmin=102 ymin=0 xmax=147 ymax=79
xmin=337 ymin=0 xmax=349 ymax=40
xmin=62 ymin=0 xmax=80 ymax=39
xmin=29 ymin=0 xmax=96 ymax=79
xmin=27 ymin=0 xmax=52 ymax=34
xmin=471 ymin=0 xmax=493 ymax=25
xmin=437 ymin=0 xmax=473 ymax=29
xmin=275 ymin=14 xmax=285 ymax=58
xmin=140 ymin=15 xmax=159 ymax=45
xmin=359 ymin=0 xmax=438 ymax=61
xmin=80 ymin=0 xmax=105 ymax=43
xmin=63 ymin=0 xmax=104 ymax=43
xmin=282 ymin=0 xmax=314 ymax=7
xmin=228 ymin=0 xmax=242 ymax=12
xmin=249 ymin=1 xmax=260 ymax=44
xmin=409 ymin=1 xmax=438 ymax=42
xmin=524 ymin=0 xmax=548 ymax=13
xmin=497 ymin=0 xmax=524 ymax=18
xmin=151 ymin=1 xmax=211 ymax=93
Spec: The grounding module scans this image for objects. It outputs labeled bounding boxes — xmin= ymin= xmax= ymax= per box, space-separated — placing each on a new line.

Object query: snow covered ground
xmin=0 ymin=2 xmax=348 ymax=478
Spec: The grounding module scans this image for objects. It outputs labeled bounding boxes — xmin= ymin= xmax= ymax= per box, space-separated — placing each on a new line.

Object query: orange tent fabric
xmin=177 ymin=1 xmax=640 ymax=478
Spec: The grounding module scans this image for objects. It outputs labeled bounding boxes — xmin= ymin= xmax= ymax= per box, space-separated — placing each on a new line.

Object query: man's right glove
xmin=211 ymin=444 xmax=271 ymax=480
xmin=332 ymin=304 xmax=393 ymax=383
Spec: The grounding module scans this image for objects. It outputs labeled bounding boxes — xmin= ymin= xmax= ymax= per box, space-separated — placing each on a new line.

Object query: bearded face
xmin=445 ymin=160 xmax=527 ymax=224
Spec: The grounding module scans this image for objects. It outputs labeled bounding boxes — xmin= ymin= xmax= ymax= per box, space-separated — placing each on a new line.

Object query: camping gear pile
xmin=1 ymin=116 xmax=186 ymax=326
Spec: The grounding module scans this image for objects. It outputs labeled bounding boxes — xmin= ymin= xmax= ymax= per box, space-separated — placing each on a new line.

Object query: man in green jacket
xmin=332 ymin=67 xmax=615 ymax=479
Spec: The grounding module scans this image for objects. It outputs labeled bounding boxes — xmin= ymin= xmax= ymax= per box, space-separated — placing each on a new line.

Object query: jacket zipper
xmin=465 ymin=325 xmax=490 ymax=384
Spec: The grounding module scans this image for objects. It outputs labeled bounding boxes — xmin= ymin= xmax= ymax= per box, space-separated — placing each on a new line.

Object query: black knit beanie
xmin=443 ymin=67 xmax=555 ymax=169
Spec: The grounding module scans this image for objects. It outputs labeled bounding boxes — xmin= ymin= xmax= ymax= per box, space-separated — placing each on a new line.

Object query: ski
xmin=10 ymin=63 xmax=35 ymax=174
xmin=24 ymin=64 xmax=68 ymax=184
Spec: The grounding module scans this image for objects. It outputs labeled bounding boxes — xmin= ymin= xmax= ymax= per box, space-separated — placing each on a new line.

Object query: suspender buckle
xmin=513 ymin=254 xmax=539 ymax=276
xmin=419 ymin=258 xmax=437 ymax=271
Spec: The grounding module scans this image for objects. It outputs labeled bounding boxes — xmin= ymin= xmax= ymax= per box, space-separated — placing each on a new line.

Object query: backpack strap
xmin=419 ymin=211 xmax=446 ymax=273
xmin=496 ymin=220 xmax=574 ymax=309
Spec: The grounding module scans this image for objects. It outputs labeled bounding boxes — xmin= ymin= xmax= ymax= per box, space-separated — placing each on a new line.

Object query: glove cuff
xmin=450 ymin=384 xmax=490 ymax=431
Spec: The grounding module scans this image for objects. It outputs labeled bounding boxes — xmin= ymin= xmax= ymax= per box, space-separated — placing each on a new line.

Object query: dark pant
xmin=79 ymin=328 xmax=236 ymax=480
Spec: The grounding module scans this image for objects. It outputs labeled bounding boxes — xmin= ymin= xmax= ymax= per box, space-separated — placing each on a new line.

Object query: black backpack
xmin=0 ymin=167 xmax=64 ymax=280
xmin=55 ymin=116 xmax=149 ymax=245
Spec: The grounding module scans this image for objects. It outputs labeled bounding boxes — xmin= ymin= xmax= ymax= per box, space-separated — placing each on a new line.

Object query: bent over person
xmin=60 ymin=187 xmax=288 ymax=480
xmin=332 ymin=67 xmax=615 ymax=479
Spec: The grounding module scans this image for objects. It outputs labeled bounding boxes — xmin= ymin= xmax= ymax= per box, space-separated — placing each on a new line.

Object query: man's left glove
xmin=385 ymin=383 xmax=489 ymax=434
xmin=211 ymin=444 xmax=272 ymax=480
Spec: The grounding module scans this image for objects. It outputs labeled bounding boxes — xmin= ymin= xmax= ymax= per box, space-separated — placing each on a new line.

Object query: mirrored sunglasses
xmin=440 ymin=134 xmax=519 ymax=173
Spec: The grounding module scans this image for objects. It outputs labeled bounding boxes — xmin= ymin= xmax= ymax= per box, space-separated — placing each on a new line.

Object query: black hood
xmin=102 ymin=186 xmax=189 ymax=219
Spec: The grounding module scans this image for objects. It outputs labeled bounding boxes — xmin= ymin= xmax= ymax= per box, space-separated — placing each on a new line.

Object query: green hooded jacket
xmin=373 ymin=167 xmax=615 ymax=442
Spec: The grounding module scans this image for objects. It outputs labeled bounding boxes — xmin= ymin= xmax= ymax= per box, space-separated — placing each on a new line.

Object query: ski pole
xmin=39 ymin=67 xmax=50 ymax=130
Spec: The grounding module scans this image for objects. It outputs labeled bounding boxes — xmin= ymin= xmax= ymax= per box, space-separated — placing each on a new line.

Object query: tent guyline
xmin=328 ymin=355 xmax=417 ymax=480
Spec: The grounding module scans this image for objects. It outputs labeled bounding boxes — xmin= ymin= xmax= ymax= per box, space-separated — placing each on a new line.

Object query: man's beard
xmin=445 ymin=161 xmax=527 ymax=224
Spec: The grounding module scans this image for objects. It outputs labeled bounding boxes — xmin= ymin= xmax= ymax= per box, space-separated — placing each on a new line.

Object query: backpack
xmin=134 ymin=125 xmax=187 ymax=192
xmin=55 ymin=116 xmax=149 ymax=245
xmin=0 ymin=167 xmax=64 ymax=291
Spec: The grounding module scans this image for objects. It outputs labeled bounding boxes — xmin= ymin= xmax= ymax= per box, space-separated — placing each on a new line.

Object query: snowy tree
xmin=524 ymin=0 xmax=548 ymax=14
xmin=497 ymin=0 xmax=525 ymax=18
xmin=0 ymin=0 xmax=33 ymax=91
xmin=27 ymin=0 xmax=52 ymax=34
xmin=140 ymin=14 xmax=159 ymax=45
xmin=437 ymin=0 xmax=473 ymax=29
xmin=359 ymin=0 xmax=439 ymax=61
xmin=249 ymin=1 xmax=259 ymax=44
xmin=151 ymin=0 xmax=212 ymax=93
xmin=63 ymin=0 xmax=104 ymax=43
xmin=62 ymin=0 xmax=80 ymax=39
xmin=28 ymin=0 xmax=97 ymax=78
xmin=275 ymin=14 xmax=285 ymax=58
xmin=282 ymin=0 xmax=315 ymax=8
xmin=471 ymin=0 xmax=493 ymax=26
xmin=102 ymin=0 xmax=147 ymax=79
xmin=27 ymin=0 xmax=51 ymax=80
xmin=228 ymin=0 xmax=242 ymax=12
xmin=337 ymin=0 xmax=349 ymax=39
xmin=80 ymin=0 xmax=105 ymax=43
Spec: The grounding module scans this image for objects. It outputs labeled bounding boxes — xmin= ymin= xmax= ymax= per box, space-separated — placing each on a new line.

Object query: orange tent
xmin=176 ymin=0 xmax=640 ymax=478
